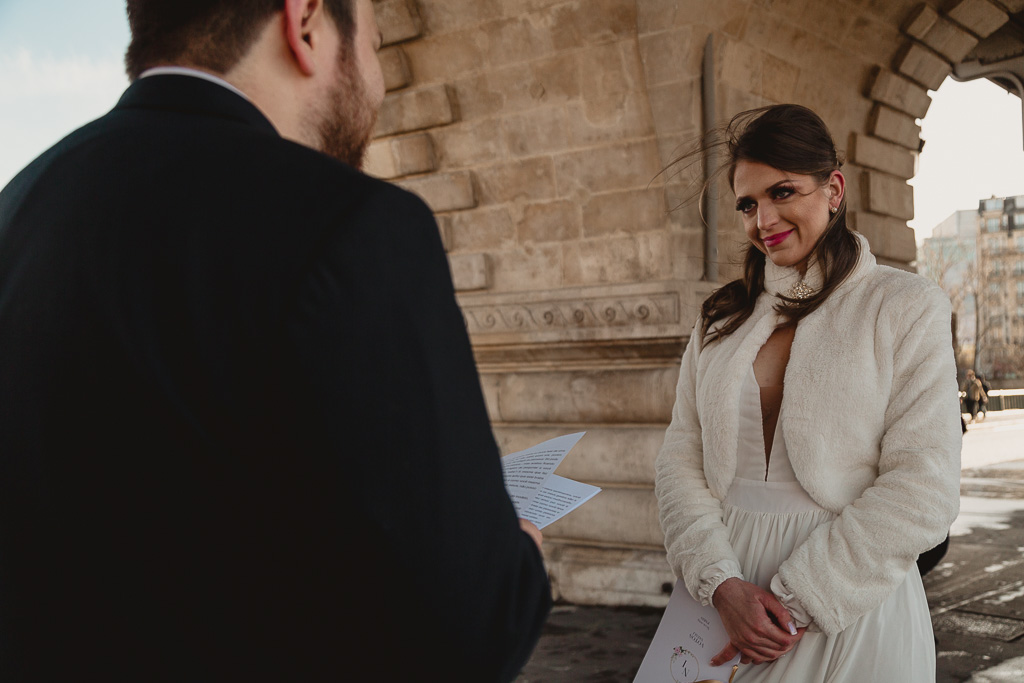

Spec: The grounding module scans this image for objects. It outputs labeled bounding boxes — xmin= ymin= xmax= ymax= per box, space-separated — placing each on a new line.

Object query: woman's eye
xmin=736 ymin=201 xmax=755 ymax=214
xmin=772 ymin=187 xmax=794 ymax=200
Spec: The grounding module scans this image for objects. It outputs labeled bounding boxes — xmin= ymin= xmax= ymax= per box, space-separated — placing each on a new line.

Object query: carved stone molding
xmin=458 ymin=281 xmax=713 ymax=347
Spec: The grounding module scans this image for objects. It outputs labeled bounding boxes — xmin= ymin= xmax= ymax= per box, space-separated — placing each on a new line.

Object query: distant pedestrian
xmin=978 ymin=374 xmax=992 ymax=419
xmin=962 ymin=370 xmax=986 ymax=423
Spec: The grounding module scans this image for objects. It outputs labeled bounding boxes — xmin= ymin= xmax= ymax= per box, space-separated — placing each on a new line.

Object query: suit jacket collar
xmin=115 ymin=74 xmax=278 ymax=136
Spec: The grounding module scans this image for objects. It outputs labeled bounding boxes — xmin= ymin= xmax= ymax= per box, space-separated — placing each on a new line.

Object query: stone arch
xmin=363 ymin=0 xmax=1023 ymax=607
xmin=855 ymin=0 xmax=1020 ymax=264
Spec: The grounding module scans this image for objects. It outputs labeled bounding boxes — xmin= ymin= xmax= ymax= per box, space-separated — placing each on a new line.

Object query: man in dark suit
xmin=0 ymin=0 xmax=550 ymax=679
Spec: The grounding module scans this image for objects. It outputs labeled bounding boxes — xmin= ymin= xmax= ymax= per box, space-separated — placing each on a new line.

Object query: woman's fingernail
xmin=788 ymin=622 xmax=797 ymax=635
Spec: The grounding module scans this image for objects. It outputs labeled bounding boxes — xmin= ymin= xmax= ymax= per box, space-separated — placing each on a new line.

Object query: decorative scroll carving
xmin=462 ymin=293 xmax=680 ymax=335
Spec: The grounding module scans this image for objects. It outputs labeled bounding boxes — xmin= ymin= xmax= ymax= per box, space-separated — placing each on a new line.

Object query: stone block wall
xmin=363 ymin=0 xmax=1019 ymax=606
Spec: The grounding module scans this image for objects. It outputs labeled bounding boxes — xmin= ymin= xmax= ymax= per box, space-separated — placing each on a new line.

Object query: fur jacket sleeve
xmin=655 ymin=237 xmax=962 ymax=637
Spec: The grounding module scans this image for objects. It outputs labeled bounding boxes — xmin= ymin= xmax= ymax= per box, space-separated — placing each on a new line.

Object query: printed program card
xmin=501 ymin=432 xmax=600 ymax=529
xmin=634 ymin=580 xmax=741 ymax=683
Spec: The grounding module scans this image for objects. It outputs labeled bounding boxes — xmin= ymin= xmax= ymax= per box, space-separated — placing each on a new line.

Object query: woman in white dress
xmin=655 ymin=104 xmax=961 ymax=682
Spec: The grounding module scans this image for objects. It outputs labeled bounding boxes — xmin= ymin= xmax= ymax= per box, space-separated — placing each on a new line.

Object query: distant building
xmin=918 ymin=209 xmax=977 ymax=364
xmin=920 ymin=195 xmax=1024 ymax=382
xmin=977 ymin=196 xmax=1024 ymax=380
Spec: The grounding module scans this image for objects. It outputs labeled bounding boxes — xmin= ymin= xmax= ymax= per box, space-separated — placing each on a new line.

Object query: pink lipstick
xmin=763 ymin=229 xmax=794 ymax=247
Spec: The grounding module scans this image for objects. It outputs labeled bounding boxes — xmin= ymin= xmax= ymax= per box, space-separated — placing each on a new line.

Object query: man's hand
xmin=709 ymin=578 xmax=804 ymax=666
xmin=519 ymin=519 xmax=543 ymax=551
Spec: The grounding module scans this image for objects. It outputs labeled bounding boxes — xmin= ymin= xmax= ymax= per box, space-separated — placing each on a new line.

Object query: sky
xmin=1 ymin=0 xmax=1023 ymax=245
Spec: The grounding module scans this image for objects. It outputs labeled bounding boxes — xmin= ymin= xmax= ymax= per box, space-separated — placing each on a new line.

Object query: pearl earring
xmin=830 ymin=206 xmax=838 ymax=214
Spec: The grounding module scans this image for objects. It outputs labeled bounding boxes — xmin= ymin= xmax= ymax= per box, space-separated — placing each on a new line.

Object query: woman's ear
xmin=827 ymin=170 xmax=845 ymax=210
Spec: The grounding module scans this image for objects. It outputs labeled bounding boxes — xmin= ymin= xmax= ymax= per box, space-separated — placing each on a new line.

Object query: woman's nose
xmin=757 ymin=204 xmax=779 ymax=230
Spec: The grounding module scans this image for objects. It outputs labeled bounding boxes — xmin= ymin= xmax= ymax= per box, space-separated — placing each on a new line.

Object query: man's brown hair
xmin=125 ymin=0 xmax=356 ymax=80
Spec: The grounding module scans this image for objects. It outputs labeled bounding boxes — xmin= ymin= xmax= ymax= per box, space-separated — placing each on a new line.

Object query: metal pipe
xmin=702 ymin=34 xmax=719 ymax=282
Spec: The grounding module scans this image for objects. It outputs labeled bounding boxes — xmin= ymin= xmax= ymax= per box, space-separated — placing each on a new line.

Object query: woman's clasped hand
xmin=709 ymin=578 xmax=804 ymax=666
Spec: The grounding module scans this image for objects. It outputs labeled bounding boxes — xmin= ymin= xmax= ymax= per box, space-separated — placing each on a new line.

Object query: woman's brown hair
xmin=688 ymin=104 xmax=860 ymax=345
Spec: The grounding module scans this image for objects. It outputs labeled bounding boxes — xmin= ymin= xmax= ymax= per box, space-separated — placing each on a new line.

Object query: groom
xmin=0 ymin=0 xmax=549 ymax=679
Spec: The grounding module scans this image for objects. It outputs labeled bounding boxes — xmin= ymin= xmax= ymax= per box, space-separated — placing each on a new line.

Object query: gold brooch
xmin=785 ymin=280 xmax=814 ymax=300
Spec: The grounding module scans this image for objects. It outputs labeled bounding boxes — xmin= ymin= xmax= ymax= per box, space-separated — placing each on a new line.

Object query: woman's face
xmin=732 ymin=160 xmax=844 ymax=274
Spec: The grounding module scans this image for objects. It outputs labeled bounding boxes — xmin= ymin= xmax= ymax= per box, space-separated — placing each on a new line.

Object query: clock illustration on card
xmin=670 ymin=645 xmax=699 ymax=682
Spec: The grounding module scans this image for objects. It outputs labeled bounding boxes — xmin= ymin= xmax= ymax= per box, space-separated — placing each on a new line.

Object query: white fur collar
xmin=762 ymin=232 xmax=873 ymax=299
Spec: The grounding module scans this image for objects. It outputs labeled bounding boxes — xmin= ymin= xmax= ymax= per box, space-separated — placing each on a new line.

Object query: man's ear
xmin=283 ymin=0 xmax=327 ymax=76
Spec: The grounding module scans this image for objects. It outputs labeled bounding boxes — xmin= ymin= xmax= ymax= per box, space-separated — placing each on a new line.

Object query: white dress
xmin=722 ymin=364 xmax=935 ymax=682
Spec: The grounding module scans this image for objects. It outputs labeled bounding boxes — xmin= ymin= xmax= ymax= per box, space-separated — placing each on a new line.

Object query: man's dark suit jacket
xmin=0 ymin=75 xmax=550 ymax=681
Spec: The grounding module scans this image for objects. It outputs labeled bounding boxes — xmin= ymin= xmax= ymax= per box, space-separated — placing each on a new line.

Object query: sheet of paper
xmin=521 ymin=474 xmax=601 ymax=530
xmin=633 ymin=580 xmax=741 ymax=683
xmin=501 ymin=432 xmax=586 ymax=515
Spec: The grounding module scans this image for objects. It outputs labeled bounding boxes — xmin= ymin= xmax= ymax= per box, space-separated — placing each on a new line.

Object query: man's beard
xmin=313 ymin=52 xmax=379 ymax=169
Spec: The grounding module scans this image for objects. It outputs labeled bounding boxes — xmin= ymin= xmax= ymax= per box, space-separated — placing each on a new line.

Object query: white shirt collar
xmin=139 ymin=66 xmax=251 ymax=103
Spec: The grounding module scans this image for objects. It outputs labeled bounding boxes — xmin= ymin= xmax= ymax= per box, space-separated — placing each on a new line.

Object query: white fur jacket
xmin=654 ymin=234 xmax=962 ymax=637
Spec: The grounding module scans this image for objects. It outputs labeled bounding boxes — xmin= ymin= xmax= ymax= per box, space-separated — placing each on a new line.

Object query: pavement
xmin=516 ymin=410 xmax=1024 ymax=682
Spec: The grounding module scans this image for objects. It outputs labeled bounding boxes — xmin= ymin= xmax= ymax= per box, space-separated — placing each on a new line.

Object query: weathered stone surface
xmin=485 ymin=244 xmax=566 ymax=292
xmin=460 ymin=281 xmax=709 ymax=345
xmin=366 ymin=133 xmax=438 ymax=179
xmin=392 ymin=133 xmax=437 ymax=176
xmin=545 ymin=486 xmax=663 ymax=547
xmin=430 ymin=118 xmax=505 ymax=168
xmin=916 ymin=13 xmax=979 ymax=63
xmin=849 ymin=210 xmax=918 ymax=263
xmin=475 ymin=157 xmax=557 ymax=204
xmin=903 ymin=4 xmax=940 ymax=38
xmin=946 ymin=0 xmax=1010 ymax=38
xmin=851 ymin=133 xmax=916 ymax=179
xmin=554 ymin=140 xmax=663 ymax=195
xmin=448 ymin=252 xmax=492 ymax=291
xmin=375 ymin=0 xmax=423 ymax=45
xmin=869 ymin=104 xmax=923 ymax=150
xmin=378 ymin=46 xmax=411 ymax=91
xmin=501 ymin=106 xmax=571 ymax=158
xmin=363 ymin=140 xmax=398 ymax=179
xmin=543 ymin=545 xmax=673 ymax=606
xmin=482 ymin=366 xmax=679 ymax=423
xmin=446 ymin=206 xmax=515 ymax=252
xmin=638 ymin=27 xmax=702 ymax=88
xmin=517 ymin=200 xmax=582 ymax=243
xmin=582 ymin=188 xmax=668 ymax=237
xmin=375 ymin=84 xmax=457 ymax=138
xmin=894 ymin=41 xmax=953 ymax=91
xmin=862 ymin=170 xmax=915 ymax=221
xmin=867 ymin=68 xmax=932 ymax=119
xmin=397 ymin=170 xmax=476 ymax=212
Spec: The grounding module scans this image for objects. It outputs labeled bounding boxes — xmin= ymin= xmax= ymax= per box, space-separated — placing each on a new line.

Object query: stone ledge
xmin=397 ymin=170 xmax=476 ymax=212
xmin=542 ymin=544 xmax=672 ymax=607
xmin=378 ymin=46 xmax=411 ymax=92
xmin=851 ymin=133 xmax=916 ymax=178
xmin=480 ymin=366 xmax=680 ymax=424
xmin=869 ymin=104 xmax=922 ymax=150
xmin=946 ymin=0 xmax=1009 ymax=38
xmin=862 ymin=171 xmax=915 ymax=221
xmin=867 ymin=68 xmax=932 ymax=119
xmin=375 ymin=84 xmax=457 ymax=138
xmin=375 ymin=0 xmax=423 ymax=46
xmin=849 ymin=210 xmax=918 ymax=263
xmin=894 ymin=41 xmax=953 ymax=90
xmin=448 ymin=252 xmax=491 ymax=292
xmin=364 ymin=132 xmax=436 ymax=179
xmin=904 ymin=7 xmax=979 ymax=64
xmin=457 ymin=280 xmax=714 ymax=346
